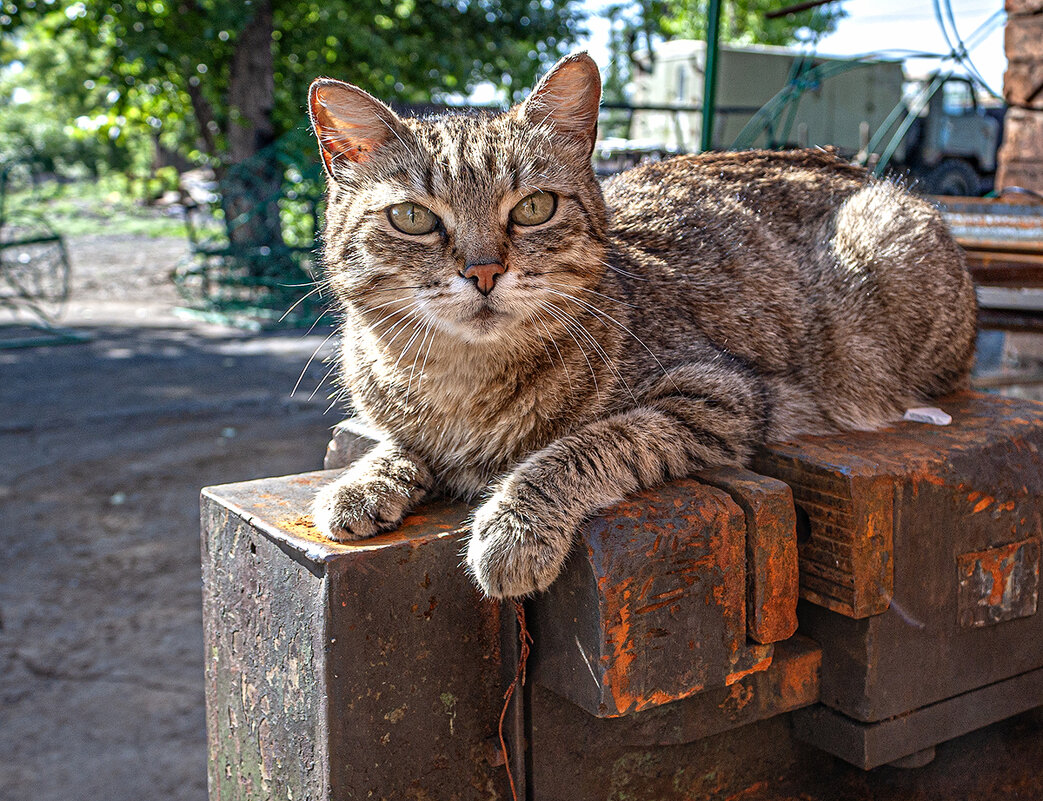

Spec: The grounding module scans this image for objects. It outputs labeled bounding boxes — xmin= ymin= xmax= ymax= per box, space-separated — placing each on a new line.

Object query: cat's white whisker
xmin=303 ymin=306 xmax=333 ymax=336
xmin=538 ymin=301 xmax=601 ymax=405
xmin=362 ymin=296 xmax=418 ymax=317
xmin=415 ymin=324 xmax=438 ymax=398
xmin=394 ymin=313 xmax=431 ymax=371
xmin=292 ymin=325 xmax=341 ymax=398
xmin=525 ymin=310 xmax=559 ymax=374
xmin=545 ymin=280 xmax=638 ymax=309
xmin=542 ymin=286 xmax=677 ymax=390
xmin=352 ymin=284 xmax=430 ymax=298
xmin=595 ymin=256 xmax=646 ymax=281
xmin=540 ymin=298 xmax=636 ymax=403
xmin=375 ymin=304 xmax=425 ymax=351
xmin=530 ymin=309 xmax=574 ymax=396
xmin=279 ymin=285 xmax=323 ymax=323
xmin=404 ymin=325 xmax=432 ymax=405
xmin=309 ymin=359 xmax=341 ymax=402
xmin=360 ymin=301 xmax=422 ymax=343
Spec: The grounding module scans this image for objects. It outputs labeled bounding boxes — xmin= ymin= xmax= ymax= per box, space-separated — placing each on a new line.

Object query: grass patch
xmin=3 ymin=177 xmax=221 ymax=240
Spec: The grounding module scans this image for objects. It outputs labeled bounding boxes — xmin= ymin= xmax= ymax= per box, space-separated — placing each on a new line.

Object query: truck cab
xmin=905 ymin=75 xmax=1003 ymax=195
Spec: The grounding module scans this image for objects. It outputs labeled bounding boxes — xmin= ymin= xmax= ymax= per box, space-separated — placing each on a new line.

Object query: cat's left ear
xmin=516 ymin=52 xmax=602 ymax=155
xmin=309 ymin=78 xmax=409 ymax=176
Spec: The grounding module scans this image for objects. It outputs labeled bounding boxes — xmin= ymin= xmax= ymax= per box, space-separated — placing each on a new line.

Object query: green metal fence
xmin=173 ymin=128 xmax=328 ymax=328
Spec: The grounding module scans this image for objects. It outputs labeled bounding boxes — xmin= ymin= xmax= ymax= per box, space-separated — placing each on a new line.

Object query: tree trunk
xmin=222 ymin=0 xmax=287 ymax=274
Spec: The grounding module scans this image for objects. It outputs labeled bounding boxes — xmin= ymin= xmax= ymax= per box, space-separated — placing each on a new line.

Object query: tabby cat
xmin=307 ymin=53 xmax=977 ymax=598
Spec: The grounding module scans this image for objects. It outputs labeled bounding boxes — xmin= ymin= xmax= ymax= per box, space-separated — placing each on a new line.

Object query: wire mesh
xmin=173 ymin=128 xmax=329 ymax=328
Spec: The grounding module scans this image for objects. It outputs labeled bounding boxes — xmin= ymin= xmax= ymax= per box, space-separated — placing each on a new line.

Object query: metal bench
xmin=0 ymin=167 xmax=84 ymax=347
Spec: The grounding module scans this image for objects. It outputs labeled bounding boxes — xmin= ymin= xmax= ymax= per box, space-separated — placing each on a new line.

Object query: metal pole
xmin=701 ymin=0 xmax=723 ymax=152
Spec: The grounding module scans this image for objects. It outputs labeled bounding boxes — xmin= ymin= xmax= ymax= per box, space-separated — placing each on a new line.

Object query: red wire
xmin=498 ymin=601 xmax=532 ymax=801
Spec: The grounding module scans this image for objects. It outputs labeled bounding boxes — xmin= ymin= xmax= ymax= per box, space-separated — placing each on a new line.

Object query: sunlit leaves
xmin=2 ymin=0 xmax=584 ymax=176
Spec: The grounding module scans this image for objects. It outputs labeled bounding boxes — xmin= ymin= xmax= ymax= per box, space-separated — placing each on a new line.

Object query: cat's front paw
xmin=466 ymin=487 xmax=573 ymax=598
xmin=313 ymin=476 xmax=416 ymax=542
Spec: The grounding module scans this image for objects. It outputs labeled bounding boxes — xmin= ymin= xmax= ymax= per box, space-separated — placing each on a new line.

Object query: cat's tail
xmin=830 ymin=182 xmax=978 ymax=404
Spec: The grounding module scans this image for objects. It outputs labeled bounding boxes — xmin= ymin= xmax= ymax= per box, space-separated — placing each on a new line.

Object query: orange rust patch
xmin=725 ymin=654 xmax=773 ymax=686
xmin=277 ymin=515 xmax=328 ymax=543
xmin=722 ymin=780 xmax=771 ymax=801
xmin=633 ymin=587 xmax=685 ymax=615
xmin=972 ymin=496 xmax=995 ymax=514
xmin=399 ymin=512 xmax=457 ymax=531
xmin=727 ymin=680 xmax=756 ymax=711
xmin=604 ymin=601 xmax=636 ymax=714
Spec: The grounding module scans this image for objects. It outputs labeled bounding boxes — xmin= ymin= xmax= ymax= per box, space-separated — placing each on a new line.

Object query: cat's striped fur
xmin=308 ymin=53 xmax=977 ymax=598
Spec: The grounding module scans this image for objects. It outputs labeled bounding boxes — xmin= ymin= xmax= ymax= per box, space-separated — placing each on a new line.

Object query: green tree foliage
xmin=661 ymin=0 xmax=843 ymax=46
xmin=602 ymin=0 xmax=844 ymax=104
xmin=1 ymin=0 xmax=584 ymax=171
xmin=0 ymin=19 xmax=146 ymax=180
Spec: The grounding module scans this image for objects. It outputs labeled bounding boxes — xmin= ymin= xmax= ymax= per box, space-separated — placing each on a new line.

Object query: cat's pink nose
xmin=461 ymin=262 xmax=506 ymax=296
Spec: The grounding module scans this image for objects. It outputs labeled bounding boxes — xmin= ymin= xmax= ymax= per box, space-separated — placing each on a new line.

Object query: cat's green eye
xmin=510 ymin=190 xmax=557 ymax=227
xmin=387 ymin=202 xmax=440 ymax=235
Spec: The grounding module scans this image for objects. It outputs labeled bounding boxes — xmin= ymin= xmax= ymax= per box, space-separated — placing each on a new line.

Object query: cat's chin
xmin=439 ymin=307 xmax=521 ymax=345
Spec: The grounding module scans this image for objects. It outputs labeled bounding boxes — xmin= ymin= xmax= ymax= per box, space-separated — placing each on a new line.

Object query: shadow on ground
xmin=0 ymin=321 xmax=340 ymax=801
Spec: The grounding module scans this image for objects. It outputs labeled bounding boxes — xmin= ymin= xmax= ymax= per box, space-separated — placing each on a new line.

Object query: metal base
xmin=887 ymin=746 xmax=936 ymax=769
xmin=792 ymin=663 xmax=1043 ymax=769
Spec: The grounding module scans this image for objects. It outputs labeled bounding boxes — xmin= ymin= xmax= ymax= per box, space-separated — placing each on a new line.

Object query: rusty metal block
xmin=528 ymin=636 xmax=821 ymax=800
xmin=201 ymin=472 xmax=515 ymax=800
xmin=530 ymin=479 xmax=774 ymax=718
xmin=756 ymin=392 xmax=1043 ymax=620
xmin=752 ymin=450 xmax=894 ymax=619
xmin=698 ymin=467 xmax=799 ymax=644
xmin=958 ymin=537 xmax=1040 ymax=628
xmin=792 ymin=661 xmax=1043 ymax=769
xmin=324 ymin=420 xmax=800 ymax=718
xmin=323 ymin=417 xmax=380 ymax=470
xmin=767 ymin=392 xmax=1043 ymax=726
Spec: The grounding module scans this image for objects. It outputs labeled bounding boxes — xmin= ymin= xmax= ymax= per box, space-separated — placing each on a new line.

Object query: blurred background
xmin=1 ymin=2 xmax=1042 ymax=800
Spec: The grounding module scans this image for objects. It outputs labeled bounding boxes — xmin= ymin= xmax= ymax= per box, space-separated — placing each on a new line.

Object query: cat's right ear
xmin=516 ymin=53 xmax=602 ymax=156
xmin=308 ymin=78 xmax=408 ymax=176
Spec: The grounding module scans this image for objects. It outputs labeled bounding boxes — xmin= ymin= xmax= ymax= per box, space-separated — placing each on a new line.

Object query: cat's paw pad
xmin=313 ymin=478 xmax=413 ymax=542
xmin=466 ymin=491 xmax=571 ymax=598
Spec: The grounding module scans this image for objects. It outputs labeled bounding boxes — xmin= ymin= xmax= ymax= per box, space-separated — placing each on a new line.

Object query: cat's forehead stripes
xmin=401 ymin=113 xmax=560 ymax=208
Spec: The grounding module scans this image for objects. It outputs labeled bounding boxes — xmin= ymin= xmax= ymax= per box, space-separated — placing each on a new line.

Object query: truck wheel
xmin=921 ymin=159 xmax=981 ymax=197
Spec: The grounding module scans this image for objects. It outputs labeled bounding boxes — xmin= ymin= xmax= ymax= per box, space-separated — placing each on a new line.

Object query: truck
xmin=617 ymin=40 xmax=1003 ymax=195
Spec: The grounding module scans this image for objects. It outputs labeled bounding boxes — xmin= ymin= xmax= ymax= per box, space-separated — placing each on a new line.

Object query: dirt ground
xmin=1 ymin=234 xmax=338 ymax=801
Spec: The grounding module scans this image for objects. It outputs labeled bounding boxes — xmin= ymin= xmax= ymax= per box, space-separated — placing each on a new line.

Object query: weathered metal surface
xmin=958 ymin=537 xmax=1040 ymax=628
xmin=978 ymin=307 xmax=1043 ymax=333
xmin=698 ymin=467 xmax=799 ymax=644
xmin=937 ymin=199 xmax=1043 ymax=325
xmin=323 ymin=417 xmax=380 ymax=470
xmin=792 ymin=661 xmax=1043 ymax=769
xmin=752 ymin=451 xmax=894 ymax=619
xmin=964 ymin=247 xmax=1043 ymax=289
xmin=775 ymin=391 xmax=1043 ymax=723
xmin=938 ymin=196 xmax=1043 ymax=251
xmin=530 ymin=479 xmax=774 ymax=718
xmin=202 ymin=490 xmax=330 ymax=801
xmin=201 ymin=471 xmax=514 ymax=801
xmin=326 ymin=422 xmax=798 ymax=719
xmin=528 ymin=636 xmax=820 ymax=801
